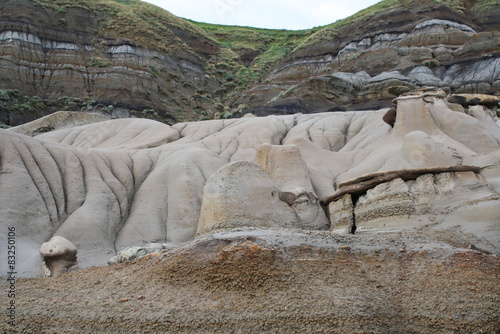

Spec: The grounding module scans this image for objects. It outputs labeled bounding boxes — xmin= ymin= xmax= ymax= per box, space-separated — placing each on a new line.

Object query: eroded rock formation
xmin=234 ymin=8 xmax=500 ymax=114
xmin=328 ymin=168 xmax=500 ymax=241
xmin=0 ymin=0 xmax=220 ymax=125
xmin=0 ymin=92 xmax=499 ymax=277
xmin=39 ymin=236 xmax=78 ymax=277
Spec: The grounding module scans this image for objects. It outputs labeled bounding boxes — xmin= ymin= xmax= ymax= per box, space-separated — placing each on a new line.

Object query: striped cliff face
xmin=2 ymin=0 xmax=500 ymax=125
xmin=0 ymin=0 xmax=220 ymax=125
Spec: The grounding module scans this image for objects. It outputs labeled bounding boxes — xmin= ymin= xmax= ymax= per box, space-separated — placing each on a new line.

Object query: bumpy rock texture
xmin=39 ymin=235 xmax=78 ymax=277
xmin=0 ymin=92 xmax=499 ymax=278
xmin=1 ymin=1 xmax=499 ymax=332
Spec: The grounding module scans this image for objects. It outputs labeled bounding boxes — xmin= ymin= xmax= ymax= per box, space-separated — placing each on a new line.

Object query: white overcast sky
xmin=143 ymin=0 xmax=381 ymax=30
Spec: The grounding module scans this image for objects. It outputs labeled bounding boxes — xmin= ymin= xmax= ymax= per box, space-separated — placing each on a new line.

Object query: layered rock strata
xmin=234 ymin=4 xmax=500 ymax=115
xmin=328 ymin=169 xmax=500 ymax=244
xmin=1 ymin=0 xmax=499 ymax=123
xmin=0 ymin=0 xmax=220 ymax=125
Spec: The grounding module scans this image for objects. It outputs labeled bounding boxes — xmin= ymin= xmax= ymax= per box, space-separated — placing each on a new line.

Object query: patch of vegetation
xmin=422 ymin=59 xmax=441 ymax=68
xmin=321 ymin=0 xmax=410 ymax=30
xmin=58 ymin=18 xmax=67 ymax=27
xmin=470 ymin=0 xmax=500 ymax=10
xmin=433 ymin=0 xmax=500 ymax=11
xmin=191 ymin=21 xmax=310 ymax=58
xmin=0 ymin=90 xmax=45 ymax=114
xmin=148 ymin=65 xmax=160 ymax=78
xmin=191 ymin=21 xmax=312 ymax=96
xmin=89 ymin=57 xmax=112 ymax=67
xmin=0 ymin=90 xmax=97 ymax=124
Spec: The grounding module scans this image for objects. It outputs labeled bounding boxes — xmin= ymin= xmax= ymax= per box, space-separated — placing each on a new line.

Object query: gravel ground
xmin=2 ymin=229 xmax=499 ymax=334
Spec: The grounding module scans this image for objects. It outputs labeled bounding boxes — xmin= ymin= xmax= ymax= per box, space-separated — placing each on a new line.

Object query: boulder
xmin=39 ymin=236 xmax=77 ymax=277
xmin=255 ymin=143 xmax=329 ymax=230
xmin=447 ymin=94 xmax=500 ymax=107
xmin=197 ymin=161 xmax=298 ymax=235
xmin=382 ymin=107 xmax=397 ymax=127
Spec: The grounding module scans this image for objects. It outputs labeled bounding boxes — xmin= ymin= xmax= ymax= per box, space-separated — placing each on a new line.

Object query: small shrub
xmin=148 ymin=65 xmax=160 ymax=78
xmin=0 ymin=90 xmax=10 ymax=102
xmin=58 ymin=19 xmax=67 ymax=28
xmin=90 ymin=57 xmax=112 ymax=68
xmin=422 ymin=59 xmax=441 ymax=69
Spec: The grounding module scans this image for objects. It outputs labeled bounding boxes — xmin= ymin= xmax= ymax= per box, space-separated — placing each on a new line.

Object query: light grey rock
xmin=107 ymin=242 xmax=178 ymax=265
xmin=197 ymin=161 xmax=298 ymax=235
xmin=40 ymin=236 xmax=78 ymax=277
xmin=366 ymin=71 xmax=411 ymax=84
xmin=108 ymin=246 xmax=148 ymax=265
xmin=408 ymin=66 xmax=443 ymax=86
xmin=446 ymin=59 xmax=500 ymax=92
xmin=1 ymin=93 xmax=499 ymax=277
xmin=331 ymin=71 xmax=370 ymax=89
xmin=372 ymin=32 xmax=404 ymax=46
xmin=413 ymin=19 xmax=476 ymax=34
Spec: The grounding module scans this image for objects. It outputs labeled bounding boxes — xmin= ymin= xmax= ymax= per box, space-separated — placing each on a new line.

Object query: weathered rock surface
xmin=39 ymin=236 xmax=78 ymax=277
xmin=0 ymin=93 xmax=499 ymax=277
xmin=330 ymin=171 xmax=500 ymax=250
xmin=233 ymin=4 xmax=500 ymax=115
xmin=197 ymin=161 xmax=299 ymax=234
xmin=0 ymin=0 xmax=221 ymax=125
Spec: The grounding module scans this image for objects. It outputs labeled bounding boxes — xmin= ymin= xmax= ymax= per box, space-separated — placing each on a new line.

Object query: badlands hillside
xmin=0 ymin=0 xmax=499 ymax=333
xmin=0 ymin=0 xmax=499 ymax=124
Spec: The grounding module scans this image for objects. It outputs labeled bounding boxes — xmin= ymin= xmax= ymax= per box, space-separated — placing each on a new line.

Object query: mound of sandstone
xmin=0 ymin=90 xmax=499 ymax=278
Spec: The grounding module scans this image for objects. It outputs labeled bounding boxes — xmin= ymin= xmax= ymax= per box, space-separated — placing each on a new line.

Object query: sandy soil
xmin=1 ymin=229 xmax=499 ymax=333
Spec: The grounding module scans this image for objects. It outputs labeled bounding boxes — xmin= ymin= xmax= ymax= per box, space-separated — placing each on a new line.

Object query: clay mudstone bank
xmin=0 ymin=90 xmax=499 ymax=277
